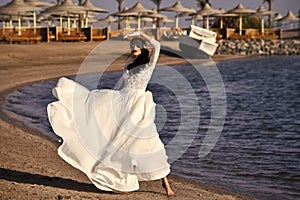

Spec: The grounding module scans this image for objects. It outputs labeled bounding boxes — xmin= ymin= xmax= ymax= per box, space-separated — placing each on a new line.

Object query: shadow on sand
xmin=0 ymin=167 xmax=109 ymax=194
xmin=160 ymin=45 xmax=210 ymax=59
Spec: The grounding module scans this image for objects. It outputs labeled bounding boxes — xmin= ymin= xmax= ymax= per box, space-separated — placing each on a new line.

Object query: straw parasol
xmin=119 ymin=2 xmax=154 ymax=31
xmin=80 ymin=0 xmax=108 ymax=13
xmin=196 ymin=3 xmax=221 ymax=16
xmin=112 ymin=7 xmax=135 ymax=29
xmin=271 ymin=12 xmax=283 ymax=28
xmin=120 ymin=17 xmax=153 ymax=25
xmin=211 ymin=8 xmax=238 ymax=29
xmin=253 ymin=5 xmax=275 ymax=35
xmin=141 ymin=10 xmax=169 ymax=28
xmin=0 ymin=0 xmax=42 ymax=35
xmin=161 ymin=1 xmax=193 ymax=29
xmin=279 ymin=11 xmax=299 ymax=29
xmin=25 ymin=0 xmax=54 ymax=7
xmin=273 ymin=13 xmax=283 ymax=21
xmin=41 ymin=0 xmax=87 ymax=16
xmin=43 ymin=0 xmax=87 ymax=13
xmin=144 ymin=10 xmax=168 ymax=19
xmin=178 ymin=7 xmax=196 ymax=17
xmin=80 ymin=0 xmax=108 ymax=28
xmin=40 ymin=0 xmax=87 ymax=33
xmin=39 ymin=13 xmax=68 ymax=27
xmin=98 ymin=15 xmax=117 ymax=39
xmin=185 ymin=14 xmax=203 ymax=26
xmin=24 ymin=0 xmax=54 ymax=33
xmin=98 ymin=15 xmax=117 ymax=23
xmin=119 ymin=16 xmax=138 ymax=29
xmin=160 ymin=17 xmax=175 ymax=27
xmin=228 ymin=4 xmax=256 ymax=35
xmin=280 ymin=11 xmax=298 ymax=21
xmin=0 ymin=13 xmax=33 ymax=22
xmin=0 ymin=0 xmax=42 ymax=15
xmin=177 ymin=7 xmax=196 ymax=25
xmin=195 ymin=3 xmax=223 ymax=29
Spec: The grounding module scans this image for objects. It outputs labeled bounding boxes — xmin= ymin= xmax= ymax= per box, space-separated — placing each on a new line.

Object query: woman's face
xmin=130 ymin=40 xmax=143 ymax=56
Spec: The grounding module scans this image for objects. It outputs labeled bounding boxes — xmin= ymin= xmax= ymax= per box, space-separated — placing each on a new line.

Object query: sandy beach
xmin=0 ymin=41 xmax=255 ymax=199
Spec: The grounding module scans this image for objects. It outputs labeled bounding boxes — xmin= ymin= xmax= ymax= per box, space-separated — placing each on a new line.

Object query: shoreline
xmin=0 ymin=42 xmax=256 ymax=199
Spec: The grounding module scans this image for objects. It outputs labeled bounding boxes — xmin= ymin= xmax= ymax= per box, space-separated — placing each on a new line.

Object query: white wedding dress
xmin=47 ymin=39 xmax=170 ymax=192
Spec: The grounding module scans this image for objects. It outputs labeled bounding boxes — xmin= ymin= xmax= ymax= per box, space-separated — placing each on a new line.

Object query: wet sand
xmin=0 ymin=41 xmax=255 ymax=199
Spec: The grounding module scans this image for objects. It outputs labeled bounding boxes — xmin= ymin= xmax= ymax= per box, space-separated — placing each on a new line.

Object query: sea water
xmin=2 ymin=56 xmax=300 ymax=200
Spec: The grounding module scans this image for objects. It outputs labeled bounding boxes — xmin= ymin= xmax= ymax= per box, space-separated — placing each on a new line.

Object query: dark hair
xmin=127 ymin=38 xmax=150 ymax=74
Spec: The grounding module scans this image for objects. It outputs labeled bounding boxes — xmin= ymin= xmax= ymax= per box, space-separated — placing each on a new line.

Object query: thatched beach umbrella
xmin=253 ymin=5 xmax=275 ymax=35
xmin=272 ymin=12 xmax=283 ymax=28
xmin=112 ymin=7 xmax=130 ymax=29
xmin=179 ymin=7 xmax=196 ymax=17
xmin=177 ymin=7 xmax=196 ymax=25
xmin=0 ymin=13 xmax=32 ymax=23
xmin=113 ymin=8 xmax=137 ymax=29
xmin=279 ymin=11 xmax=299 ymax=29
xmin=0 ymin=0 xmax=42 ymax=15
xmin=160 ymin=17 xmax=175 ymax=27
xmin=119 ymin=2 xmax=154 ymax=31
xmin=120 ymin=16 xmax=153 ymax=26
xmin=25 ymin=0 xmax=54 ymax=7
xmin=24 ymin=0 xmax=54 ymax=32
xmin=161 ymin=1 xmax=193 ymax=29
xmin=212 ymin=8 xmax=238 ymax=29
xmin=273 ymin=13 xmax=283 ymax=21
xmin=196 ymin=3 xmax=221 ymax=16
xmin=228 ymin=4 xmax=256 ymax=35
xmin=39 ymin=14 xmax=61 ymax=26
xmin=0 ymin=0 xmax=42 ymax=35
xmin=42 ymin=0 xmax=86 ymax=15
xmin=186 ymin=14 xmax=203 ymax=26
xmin=98 ymin=15 xmax=117 ymax=39
xmin=40 ymin=0 xmax=87 ymax=33
xmin=195 ymin=3 xmax=223 ymax=29
xmin=142 ymin=11 xmax=169 ymax=28
xmin=80 ymin=0 xmax=108 ymax=13
xmin=146 ymin=11 xmax=168 ymax=19
xmin=280 ymin=11 xmax=298 ymax=21
xmin=80 ymin=0 xmax=108 ymax=28
xmin=119 ymin=16 xmax=138 ymax=29
xmin=40 ymin=12 xmax=85 ymax=27
xmin=98 ymin=15 xmax=117 ymax=23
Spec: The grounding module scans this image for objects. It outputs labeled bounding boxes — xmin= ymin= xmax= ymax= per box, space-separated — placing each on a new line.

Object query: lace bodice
xmin=114 ymin=38 xmax=160 ymax=91
xmin=122 ymin=67 xmax=155 ymax=90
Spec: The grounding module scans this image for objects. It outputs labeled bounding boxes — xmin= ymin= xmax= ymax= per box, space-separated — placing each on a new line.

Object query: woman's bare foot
xmin=162 ymin=177 xmax=175 ymax=196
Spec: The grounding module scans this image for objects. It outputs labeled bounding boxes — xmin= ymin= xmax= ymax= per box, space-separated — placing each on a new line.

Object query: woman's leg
xmin=161 ymin=176 xmax=174 ymax=196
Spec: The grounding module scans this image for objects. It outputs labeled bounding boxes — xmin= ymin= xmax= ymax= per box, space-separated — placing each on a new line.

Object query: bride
xmin=47 ymin=31 xmax=174 ymax=196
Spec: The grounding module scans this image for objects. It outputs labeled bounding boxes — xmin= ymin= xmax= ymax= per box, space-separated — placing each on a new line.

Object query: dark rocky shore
xmin=216 ymin=39 xmax=300 ymax=56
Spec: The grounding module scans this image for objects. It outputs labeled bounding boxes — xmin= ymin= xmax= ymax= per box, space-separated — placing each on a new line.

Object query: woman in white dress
xmin=47 ymin=32 xmax=174 ymax=196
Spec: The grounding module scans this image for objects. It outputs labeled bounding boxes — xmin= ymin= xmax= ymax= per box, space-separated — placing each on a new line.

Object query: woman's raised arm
xmin=139 ymin=32 xmax=160 ymax=68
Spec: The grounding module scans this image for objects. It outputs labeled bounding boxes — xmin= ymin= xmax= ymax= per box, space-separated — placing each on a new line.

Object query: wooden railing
xmin=6 ymin=34 xmax=42 ymax=43
xmin=2 ymin=28 xmax=42 ymax=43
xmin=280 ymin=28 xmax=300 ymax=39
xmin=58 ymin=31 xmax=87 ymax=42
xmin=92 ymin=28 xmax=106 ymax=41
xmin=227 ymin=28 xmax=278 ymax=40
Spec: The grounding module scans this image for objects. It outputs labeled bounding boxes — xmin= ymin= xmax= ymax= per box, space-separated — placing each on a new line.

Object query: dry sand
xmin=0 ymin=41 xmax=255 ymax=200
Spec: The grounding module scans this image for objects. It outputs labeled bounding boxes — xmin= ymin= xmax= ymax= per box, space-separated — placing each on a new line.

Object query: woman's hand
xmin=124 ymin=32 xmax=140 ymax=38
xmin=124 ymin=32 xmax=153 ymax=42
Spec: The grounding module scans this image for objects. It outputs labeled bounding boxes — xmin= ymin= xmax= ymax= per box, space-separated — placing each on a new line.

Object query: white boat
xmin=179 ymin=25 xmax=218 ymax=58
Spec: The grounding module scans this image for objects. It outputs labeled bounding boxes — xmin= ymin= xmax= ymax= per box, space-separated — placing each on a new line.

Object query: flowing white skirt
xmin=47 ymin=77 xmax=170 ymax=192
